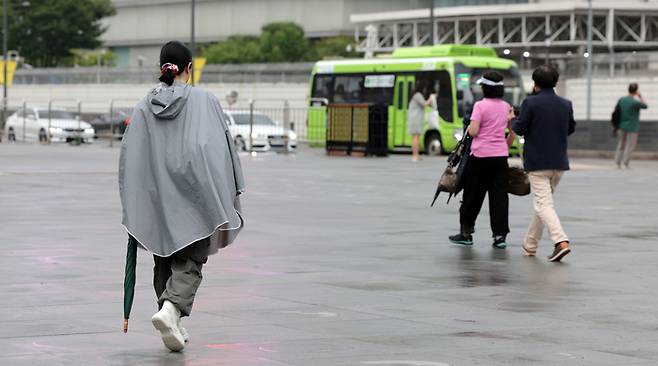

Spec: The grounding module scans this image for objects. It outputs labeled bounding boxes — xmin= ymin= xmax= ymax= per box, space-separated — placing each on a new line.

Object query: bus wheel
xmin=425 ymin=132 xmax=443 ymax=156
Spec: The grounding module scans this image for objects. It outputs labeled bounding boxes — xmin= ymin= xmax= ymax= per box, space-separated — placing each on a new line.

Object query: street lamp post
xmin=586 ymin=0 xmax=593 ymax=122
xmin=2 ymin=0 xmax=8 ymax=136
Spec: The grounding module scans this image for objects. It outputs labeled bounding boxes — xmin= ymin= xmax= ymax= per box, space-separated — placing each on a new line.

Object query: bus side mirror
xmin=456 ymin=90 xmax=464 ymax=100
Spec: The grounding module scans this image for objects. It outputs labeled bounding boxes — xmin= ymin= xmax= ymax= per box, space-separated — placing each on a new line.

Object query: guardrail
xmin=1 ymin=98 xmax=321 ymax=150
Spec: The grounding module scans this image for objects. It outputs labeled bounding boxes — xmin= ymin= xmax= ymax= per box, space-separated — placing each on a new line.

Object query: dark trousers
xmin=153 ymin=238 xmax=210 ymax=317
xmin=459 ymin=156 xmax=510 ymax=237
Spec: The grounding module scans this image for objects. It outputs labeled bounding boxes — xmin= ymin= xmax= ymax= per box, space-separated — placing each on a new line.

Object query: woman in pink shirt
xmin=449 ymin=70 xmax=516 ymax=249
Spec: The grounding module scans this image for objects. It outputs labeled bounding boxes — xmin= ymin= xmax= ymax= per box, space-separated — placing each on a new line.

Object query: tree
xmin=71 ymin=49 xmax=117 ymax=67
xmin=259 ymin=22 xmax=313 ymax=62
xmin=313 ymin=36 xmax=358 ymax=59
xmin=5 ymin=0 xmax=115 ymax=67
xmin=203 ymin=36 xmax=261 ymax=64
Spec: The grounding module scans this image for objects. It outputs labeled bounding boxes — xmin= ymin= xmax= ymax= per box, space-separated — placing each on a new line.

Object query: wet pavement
xmin=1 ymin=143 xmax=657 ymax=365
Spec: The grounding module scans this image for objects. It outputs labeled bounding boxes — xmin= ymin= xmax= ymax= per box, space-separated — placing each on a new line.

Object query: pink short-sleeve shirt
xmin=469 ymin=98 xmax=510 ymax=158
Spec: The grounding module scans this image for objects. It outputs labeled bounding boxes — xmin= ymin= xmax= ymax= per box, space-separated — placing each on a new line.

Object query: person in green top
xmin=614 ymin=83 xmax=648 ymax=168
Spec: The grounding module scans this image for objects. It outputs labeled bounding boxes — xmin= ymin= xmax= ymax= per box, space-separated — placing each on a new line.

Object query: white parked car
xmin=225 ymin=110 xmax=297 ymax=152
xmin=4 ymin=107 xmax=94 ymax=143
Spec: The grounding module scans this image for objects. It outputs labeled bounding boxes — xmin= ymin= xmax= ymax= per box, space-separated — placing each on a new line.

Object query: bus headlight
xmin=519 ymin=137 xmax=525 ymax=144
xmin=453 ymin=129 xmax=463 ymax=141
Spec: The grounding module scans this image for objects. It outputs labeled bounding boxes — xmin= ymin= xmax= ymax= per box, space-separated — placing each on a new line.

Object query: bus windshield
xmin=454 ymin=64 xmax=525 ymax=118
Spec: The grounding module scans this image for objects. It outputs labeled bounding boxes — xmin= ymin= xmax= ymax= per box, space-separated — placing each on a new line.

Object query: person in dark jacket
xmin=512 ymin=64 xmax=575 ymax=262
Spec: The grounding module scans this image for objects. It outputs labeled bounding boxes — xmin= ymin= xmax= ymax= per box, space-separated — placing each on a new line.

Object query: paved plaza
xmin=1 ymin=143 xmax=657 ymax=366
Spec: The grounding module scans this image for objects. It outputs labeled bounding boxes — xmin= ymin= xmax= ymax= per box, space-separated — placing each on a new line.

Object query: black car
xmin=90 ymin=108 xmax=133 ymax=139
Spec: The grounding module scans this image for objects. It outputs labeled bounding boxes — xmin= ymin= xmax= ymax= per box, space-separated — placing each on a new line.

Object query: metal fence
xmin=13 ymin=62 xmax=314 ymax=85
xmin=0 ymin=98 xmax=316 ymax=151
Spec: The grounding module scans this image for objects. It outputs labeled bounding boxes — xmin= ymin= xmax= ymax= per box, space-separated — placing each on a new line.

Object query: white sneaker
xmin=177 ymin=318 xmax=189 ymax=342
xmin=151 ymin=300 xmax=185 ymax=351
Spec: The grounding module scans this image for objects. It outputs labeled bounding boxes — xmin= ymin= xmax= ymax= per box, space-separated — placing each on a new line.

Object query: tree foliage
xmin=313 ymin=36 xmax=358 ymax=59
xmin=71 ymin=49 xmax=117 ymax=67
xmin=203 ymin=36 xmax=261 ymax=64
xmin=203 ymin=23 xmax=362 ymax=64
xmin=259 ymin=22 xmax=314 ymax=62
xmin=5 ymin=0 xmax=115 ymax=67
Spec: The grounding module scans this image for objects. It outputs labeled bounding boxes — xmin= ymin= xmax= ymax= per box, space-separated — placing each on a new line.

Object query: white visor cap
xmin=475 ymin=77 xmax=504 ymax=86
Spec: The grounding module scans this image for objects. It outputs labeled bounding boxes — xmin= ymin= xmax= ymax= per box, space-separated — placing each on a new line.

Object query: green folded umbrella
xmin=123 ymin=236 xmax=138 ymax=333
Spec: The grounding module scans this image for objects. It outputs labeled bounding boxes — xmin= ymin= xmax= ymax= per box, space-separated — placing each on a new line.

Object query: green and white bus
xmin=307 ymin=44 xmax=525 ymax=155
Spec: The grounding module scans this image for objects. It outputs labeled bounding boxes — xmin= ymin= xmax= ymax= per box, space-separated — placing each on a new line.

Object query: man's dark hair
xmin=532 ymin=64 xmax=559 ymax=89
xmin=481 ymin=70 xmax=505 ymax=99
xmin=629 ymin=83 xmax=639 ymax=94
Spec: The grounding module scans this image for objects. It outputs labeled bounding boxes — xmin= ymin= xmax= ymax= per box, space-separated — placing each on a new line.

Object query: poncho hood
xmin=119 ymin=83 xmax=245 ymax=257
xmin=147 ymin=81 xmax=190 ymax=120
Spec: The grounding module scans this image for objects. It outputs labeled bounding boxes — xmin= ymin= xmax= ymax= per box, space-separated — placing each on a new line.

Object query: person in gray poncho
xmin=119 ymin=41 xmax=244 ymax=351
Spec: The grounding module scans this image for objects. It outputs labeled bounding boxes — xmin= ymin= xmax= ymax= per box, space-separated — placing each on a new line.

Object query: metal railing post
xmin=283 ymin=100 xmax=291 ymax=131
xmin=109 ymin=99 xmax=115 ymax=148
xmin=21 ymin=99 xmax=26 ymax=143
xmin=47 ymin=99 xmax=52 ymax=144
xmin=75 ymin=99 xmax=82 ymax=145
xmin=249 ymin=99 xmax=254 ymax=154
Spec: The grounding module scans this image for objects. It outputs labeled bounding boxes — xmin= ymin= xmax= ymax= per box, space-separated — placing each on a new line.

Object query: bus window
xmin=363 ymin=74 xmax=394 ymax=104
xmin=434 ymin=71 xmax=453 ymax=122
xmin=454 ymin=63 xmax=525 ymax=118
xmin=412 ymin=71 xmax=453 ymax=122
xmin=334 ymin=76 xmax=363 ymax=103
xmin=312 ymin=75 xmax=334 ymax=102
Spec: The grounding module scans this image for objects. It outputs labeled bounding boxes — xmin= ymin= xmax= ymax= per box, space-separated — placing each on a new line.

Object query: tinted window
xmin=334 ymin=76 xmax=363 ymax=103
xmin=39 ymin=110 xmax=74 ymax=119
xmin=16 ymin=108 xmax=24 ymax=117
xmin=455 ymin=63 xmax=525 ymax=117
xmin=413 ymin=70 xmax=454 ymax=122
xmin=312 ymin=75 xmax=333 ymax=101
xmin=231 ymin=114 xmax=276 ymax=126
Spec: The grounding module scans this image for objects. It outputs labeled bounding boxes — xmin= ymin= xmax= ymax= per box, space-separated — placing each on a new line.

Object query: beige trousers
xmin=614 ymin=131 xmax=638 ymax=167
xmin=524 ymin=170 xmax=569 ymax=251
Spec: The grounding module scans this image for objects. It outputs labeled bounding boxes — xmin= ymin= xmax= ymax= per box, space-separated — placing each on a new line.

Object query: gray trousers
xmin=615 ymin=130 xmax=638 ymax=167
xmin=153 ymin=238 xmax=209 ymax=317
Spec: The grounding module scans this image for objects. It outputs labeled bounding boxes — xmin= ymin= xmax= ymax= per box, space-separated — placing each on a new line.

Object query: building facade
xmin=103 ymin=0 xmax=445 ymax=66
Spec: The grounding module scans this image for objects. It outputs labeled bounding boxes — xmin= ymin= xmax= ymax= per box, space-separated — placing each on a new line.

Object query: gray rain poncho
xmin=119 ymin=81 xmax=244 ymax=257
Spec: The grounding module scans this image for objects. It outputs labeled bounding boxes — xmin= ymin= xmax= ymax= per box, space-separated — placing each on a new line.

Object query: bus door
xmin=392 ymin=75 xmax=415 ymax=147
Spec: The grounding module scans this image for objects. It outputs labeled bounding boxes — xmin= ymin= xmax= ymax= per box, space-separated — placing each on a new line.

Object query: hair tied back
xmin=160 ymin=63 xmax=179 ymax=75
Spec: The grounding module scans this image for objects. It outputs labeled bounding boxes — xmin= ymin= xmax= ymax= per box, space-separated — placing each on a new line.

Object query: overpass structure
xmin=351 ymin=2 xmax=658 ymax=60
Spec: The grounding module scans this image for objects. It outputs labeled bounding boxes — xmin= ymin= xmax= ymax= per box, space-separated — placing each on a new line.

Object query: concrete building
xmin=102 ymin=0 xmax=443 ymax=67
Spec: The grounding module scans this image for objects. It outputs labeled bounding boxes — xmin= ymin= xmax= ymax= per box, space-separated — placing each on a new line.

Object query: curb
xmin=569 ymin=149 xmax=658 ymax=160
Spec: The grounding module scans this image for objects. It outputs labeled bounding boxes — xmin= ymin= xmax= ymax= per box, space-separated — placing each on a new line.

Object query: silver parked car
xmin=225 ymin=110 xmax=297 ymax=152
xmin=4 ymin=107 xmax=94 ymax=143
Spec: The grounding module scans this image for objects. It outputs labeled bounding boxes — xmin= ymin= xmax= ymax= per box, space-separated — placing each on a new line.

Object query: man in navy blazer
xmin=512 ymin=65 xmax=575 ymax=262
